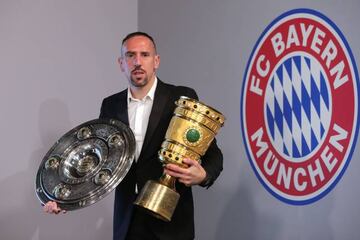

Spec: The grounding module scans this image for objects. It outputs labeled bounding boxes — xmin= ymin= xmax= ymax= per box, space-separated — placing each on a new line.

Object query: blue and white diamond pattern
xmin=265 ymin=54 xmax=331 ymax=161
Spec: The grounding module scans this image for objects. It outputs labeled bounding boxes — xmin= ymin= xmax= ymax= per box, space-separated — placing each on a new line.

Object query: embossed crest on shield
xmin=35 ymin=118 xmax=135 ymax=210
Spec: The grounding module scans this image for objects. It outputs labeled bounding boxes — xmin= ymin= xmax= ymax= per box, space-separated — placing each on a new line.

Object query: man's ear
xmin=118 ymin=57 xmax=125 ymax=72
xmin=154 ymin=55 xmax=160 ymax=70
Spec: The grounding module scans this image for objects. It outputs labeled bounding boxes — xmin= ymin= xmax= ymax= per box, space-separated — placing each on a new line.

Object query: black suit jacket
xmin=99 ymin=80 xmax=223 ymax=240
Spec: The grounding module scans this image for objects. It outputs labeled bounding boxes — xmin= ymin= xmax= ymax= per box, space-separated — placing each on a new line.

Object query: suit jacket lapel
xmin=138 ymin=80 xmax=170 ymax=162
xmin=116 ymin=91 xmax=129 ymax=126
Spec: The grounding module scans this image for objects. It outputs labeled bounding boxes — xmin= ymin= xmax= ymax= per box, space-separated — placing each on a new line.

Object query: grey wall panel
xmin=138 ymin=1 xmax=360 ymax=240
xmin=0 ymin=1 xmax=137 ymax=240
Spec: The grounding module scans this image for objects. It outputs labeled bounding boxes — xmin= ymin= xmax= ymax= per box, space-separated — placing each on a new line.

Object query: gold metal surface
xmin=134 ymin=176 xmax=179 ymax=222
xmin=134 ymin=96 xmax=225 ymax=221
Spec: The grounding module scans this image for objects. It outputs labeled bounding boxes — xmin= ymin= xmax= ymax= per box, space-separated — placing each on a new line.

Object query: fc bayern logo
xmin=241 ymin=9 xmax=359 ymax=204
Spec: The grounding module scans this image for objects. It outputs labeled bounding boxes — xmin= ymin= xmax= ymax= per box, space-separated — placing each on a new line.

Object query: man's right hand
xmin=43 ymin=201 xmax=66 ymax=214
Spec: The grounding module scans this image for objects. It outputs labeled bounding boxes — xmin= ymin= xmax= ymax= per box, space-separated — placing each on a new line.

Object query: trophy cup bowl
xmin=134 ymin=96 xmax=225 ymax=221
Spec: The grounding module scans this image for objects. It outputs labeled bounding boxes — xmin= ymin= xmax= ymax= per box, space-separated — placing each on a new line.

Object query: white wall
xmin=0 ymin=1 xmax=137 ymax=239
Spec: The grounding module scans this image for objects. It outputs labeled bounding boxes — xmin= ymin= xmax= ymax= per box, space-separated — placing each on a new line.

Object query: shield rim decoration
xmin=35 ymin=118 xmax=135 ymax=210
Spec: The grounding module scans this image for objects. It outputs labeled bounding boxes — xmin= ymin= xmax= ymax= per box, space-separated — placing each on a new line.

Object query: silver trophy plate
xmin=35 ymin=118 xmax=135 ymax=210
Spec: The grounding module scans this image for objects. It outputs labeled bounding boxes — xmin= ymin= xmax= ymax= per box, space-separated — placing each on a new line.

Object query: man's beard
xmin=130 ymin=74 xmax=148 ymax=87
xmin=130 ymin=66 xmax=148 ymax=87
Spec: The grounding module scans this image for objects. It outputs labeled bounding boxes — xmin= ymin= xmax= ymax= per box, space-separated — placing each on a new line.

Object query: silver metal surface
xmin=35 ymin=118 xmax=135 ymax=210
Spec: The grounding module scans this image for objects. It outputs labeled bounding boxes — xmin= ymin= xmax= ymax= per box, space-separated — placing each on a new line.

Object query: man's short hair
xmin=122 ymin=31 xmax=157 ymax=52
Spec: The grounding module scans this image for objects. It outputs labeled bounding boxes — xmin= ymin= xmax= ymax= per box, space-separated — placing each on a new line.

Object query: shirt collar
xmin=127 ymin=77 xmax=158 ymax=104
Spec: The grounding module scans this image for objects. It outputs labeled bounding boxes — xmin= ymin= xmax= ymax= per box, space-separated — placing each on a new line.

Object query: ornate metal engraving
xmin=36 ymin=118 xmax=135 ymax=210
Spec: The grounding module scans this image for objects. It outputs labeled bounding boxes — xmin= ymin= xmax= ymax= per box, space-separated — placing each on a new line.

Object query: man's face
xmin=119 ymin=36 xmax=160 ymax=88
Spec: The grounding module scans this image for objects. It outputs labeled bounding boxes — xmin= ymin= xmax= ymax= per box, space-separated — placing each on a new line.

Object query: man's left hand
xmin=164 ymin=158 xmax=206 ymax=186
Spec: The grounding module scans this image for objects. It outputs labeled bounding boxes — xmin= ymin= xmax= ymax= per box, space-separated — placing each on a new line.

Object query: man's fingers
xmin=182 ymin=158 xmax=198 ymax=167
xmin=165 ymin=164 xmax=189 ymax=174
xmin=165 ymin=159 xmax=205 ymax=186
xmin=165 ymin=168 xmax=193 ymax=186
xmin=164 ymin=168 xmax=185 ymax=178
xmin=43 ymin=201 xmax=65 ymax=214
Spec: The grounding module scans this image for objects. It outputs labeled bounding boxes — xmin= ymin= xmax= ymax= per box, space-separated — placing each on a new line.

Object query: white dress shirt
xmin=127 ymin=77 xmax=158 ymax=162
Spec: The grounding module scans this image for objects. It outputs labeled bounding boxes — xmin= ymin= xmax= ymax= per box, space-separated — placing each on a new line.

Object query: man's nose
xmin=133 ymin=55 xmax=141 ymax=66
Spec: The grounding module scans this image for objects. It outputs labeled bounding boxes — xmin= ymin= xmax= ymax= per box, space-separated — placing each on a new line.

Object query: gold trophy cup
xmin=134 ymin=96 xmax=225 ymax=221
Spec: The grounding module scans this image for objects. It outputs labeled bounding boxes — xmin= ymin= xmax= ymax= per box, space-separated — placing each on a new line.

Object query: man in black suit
xmin=44 ymin=32 xmax=223 ymax=240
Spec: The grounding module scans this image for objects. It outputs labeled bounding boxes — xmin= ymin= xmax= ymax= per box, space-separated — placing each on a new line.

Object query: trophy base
xmin=134 ymin=180 xmax=180 ymax=222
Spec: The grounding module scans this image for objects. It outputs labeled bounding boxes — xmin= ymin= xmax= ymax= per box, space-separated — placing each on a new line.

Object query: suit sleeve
xmin=199 ymin=138 xmax=223 ymax=188
xmin=99 ymin=97 xmax=114 ymax=119
xmin=99 ymin=98 xmax=107 ymax=119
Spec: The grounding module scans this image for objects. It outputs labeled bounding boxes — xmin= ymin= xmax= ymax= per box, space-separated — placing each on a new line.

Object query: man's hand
xmin=164 ymin=158 xmax=206 ymax=186
xmin=43 ymin=201 xmax=66 ymax=214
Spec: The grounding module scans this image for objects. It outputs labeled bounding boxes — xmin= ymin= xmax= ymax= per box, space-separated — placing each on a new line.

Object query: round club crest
xmin=241 ymin=9 xmax=359 ymax=204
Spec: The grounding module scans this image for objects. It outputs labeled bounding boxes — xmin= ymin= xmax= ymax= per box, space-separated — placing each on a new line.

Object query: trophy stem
xmin=159 ymin=173 xmax=176 ymax=189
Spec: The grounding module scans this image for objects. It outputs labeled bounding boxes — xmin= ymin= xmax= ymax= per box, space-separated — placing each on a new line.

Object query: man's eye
xmin=125 ymin=53 xmax=134 ymax=58
xmin=142 ymin=53 xmax=150 ymax=57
